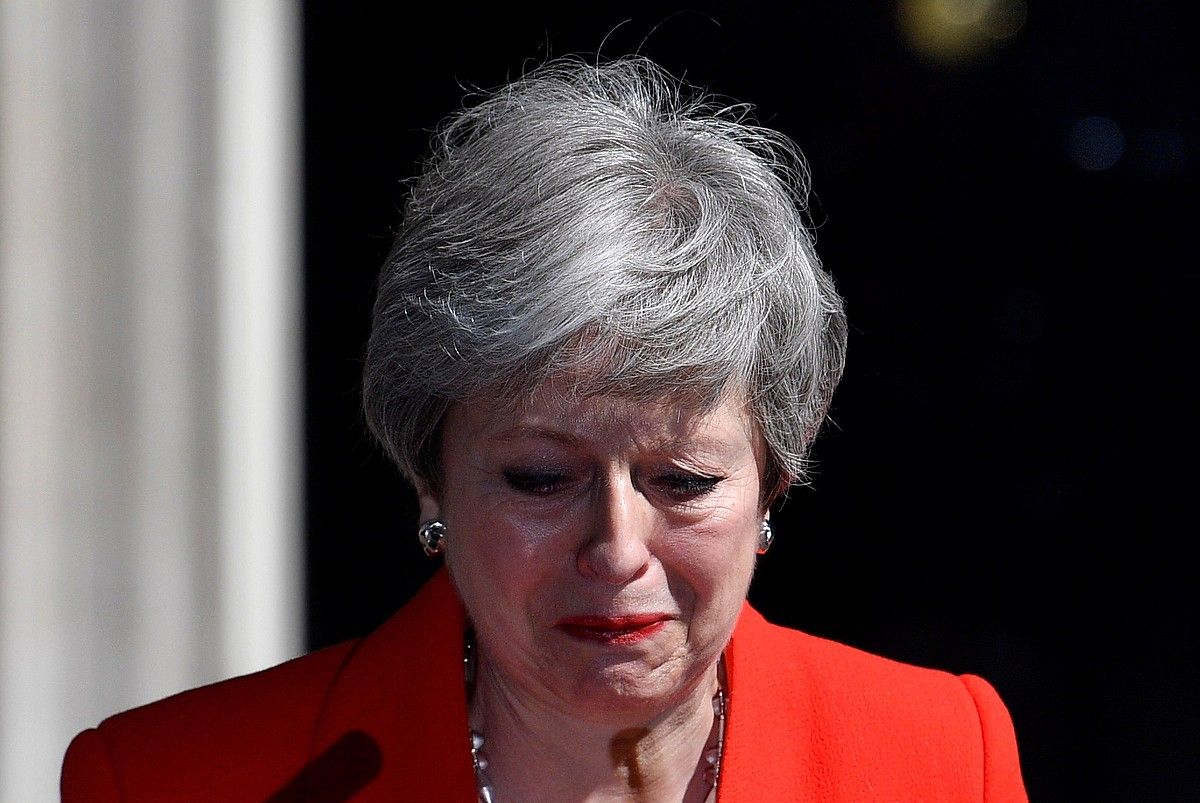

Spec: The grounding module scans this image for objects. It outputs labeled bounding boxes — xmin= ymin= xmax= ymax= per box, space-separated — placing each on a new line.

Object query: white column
xmin=215 ymin=0 xmax=304 ymax=679
xmin=0 ymin=2 xmax=302 ymax=800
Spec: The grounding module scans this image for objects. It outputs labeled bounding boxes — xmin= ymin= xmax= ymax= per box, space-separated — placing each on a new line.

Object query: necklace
xmin=464 ymin=631 xmax=727 ymax=802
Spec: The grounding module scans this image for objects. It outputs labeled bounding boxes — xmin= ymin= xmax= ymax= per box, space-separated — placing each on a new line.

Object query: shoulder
xmin=62 ymin=570 xmax=471 ymax=802
xmin=740 ymin=606 xmax=984 ymax=704
xmin=722 ymin=605 xmax=1027 ymax=801
xmin=733 ymin=603 xmax=1014 ymax=720
xmin=62 ymin=638 xmax=359 ymax=802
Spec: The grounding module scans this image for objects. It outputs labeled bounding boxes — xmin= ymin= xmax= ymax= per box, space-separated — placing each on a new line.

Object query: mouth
xmin=555 ymin=614 xmax=672 ymax=645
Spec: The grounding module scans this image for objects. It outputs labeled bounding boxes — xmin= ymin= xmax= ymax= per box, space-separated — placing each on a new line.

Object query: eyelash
xmin=503 ymin=470 xmax=569 ymax=496
xmin=502 ymin=469 xmax=724 ymax=501
xmin=656 ymin=472 xmax=723 ymax=500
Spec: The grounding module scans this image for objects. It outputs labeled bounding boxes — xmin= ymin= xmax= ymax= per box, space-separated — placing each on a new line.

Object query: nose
xmin=575 ymin=472 xmax=652 ymax=585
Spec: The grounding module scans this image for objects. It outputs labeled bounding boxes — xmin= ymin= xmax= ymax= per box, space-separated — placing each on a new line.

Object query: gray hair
xmin=363 ymin=56 xmax=847 ymax=500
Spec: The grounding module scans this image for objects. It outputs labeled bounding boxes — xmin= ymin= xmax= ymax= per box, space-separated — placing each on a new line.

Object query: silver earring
xmin=418 ymin=520 xmax=447 ymax=557
xmin=757 ymin=518 xmax=774 ymax=554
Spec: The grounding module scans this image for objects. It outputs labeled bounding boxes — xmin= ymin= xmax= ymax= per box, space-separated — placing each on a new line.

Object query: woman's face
xmin=423 ymin=386 xmax=766 ymax=723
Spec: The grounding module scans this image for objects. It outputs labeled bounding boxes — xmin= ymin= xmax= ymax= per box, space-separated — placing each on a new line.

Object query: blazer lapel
xmin=305 ymin=568 xmax=477 ymax=801
xmin=719 ymin=602 xmax=821 ymax=802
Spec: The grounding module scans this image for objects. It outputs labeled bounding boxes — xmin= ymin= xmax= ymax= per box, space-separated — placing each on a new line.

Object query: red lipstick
xmin=556 ymin=614 xmax=671 ymax=645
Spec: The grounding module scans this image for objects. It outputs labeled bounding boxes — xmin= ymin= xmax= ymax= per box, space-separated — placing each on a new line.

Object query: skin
xmin=419 ymin=385 xmax=768 ymax=801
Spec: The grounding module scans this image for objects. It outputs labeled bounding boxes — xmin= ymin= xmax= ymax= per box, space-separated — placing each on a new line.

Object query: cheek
xmin=471 ymin=489 xmax=569 ymax=540
xmin=663 ymin=514 xmax=758 ymax=600
xmin=442 ymin=489 xmax=568 ymax=601
xmin=685 ymin=491 xmax=762 ymax=552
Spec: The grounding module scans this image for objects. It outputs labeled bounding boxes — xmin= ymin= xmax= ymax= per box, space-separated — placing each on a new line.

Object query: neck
xmin=468 ymin=649 xmax=722 ymax=802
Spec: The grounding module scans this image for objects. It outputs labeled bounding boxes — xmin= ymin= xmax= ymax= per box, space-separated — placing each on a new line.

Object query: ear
xmin=413 ymin=479 xmax=442 ymax=523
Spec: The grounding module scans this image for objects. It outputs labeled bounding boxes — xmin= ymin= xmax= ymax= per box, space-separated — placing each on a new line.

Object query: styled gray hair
xmin=363 ymin=56 xmax=846 ymax=500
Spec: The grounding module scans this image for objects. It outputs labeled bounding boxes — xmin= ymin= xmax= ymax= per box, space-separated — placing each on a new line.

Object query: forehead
xmin=444 ymin=385 xmax=758 ymax=454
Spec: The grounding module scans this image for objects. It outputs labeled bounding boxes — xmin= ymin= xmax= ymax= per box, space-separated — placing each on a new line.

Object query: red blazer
xmin=63 ymin=570 xmax=1027 ymax=801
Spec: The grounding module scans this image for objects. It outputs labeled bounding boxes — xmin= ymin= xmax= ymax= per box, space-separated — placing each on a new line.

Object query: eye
xmin=503 ymin=469 xmax=570 ymax=496
xmin=655 ymin=471 xmax=723 ymax=501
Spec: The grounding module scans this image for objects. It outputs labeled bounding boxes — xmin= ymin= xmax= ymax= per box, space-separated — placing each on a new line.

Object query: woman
xmin=63 ymin=57 xmax=1027 ymax=801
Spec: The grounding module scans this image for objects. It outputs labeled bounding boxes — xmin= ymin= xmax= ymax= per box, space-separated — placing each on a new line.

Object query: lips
xmin=556 ymin=614 xmax=672 ymax=645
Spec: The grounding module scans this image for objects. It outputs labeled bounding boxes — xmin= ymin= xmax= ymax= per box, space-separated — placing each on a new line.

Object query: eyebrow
xmin=491 ymin=425 xmax=585 ymax=447
xmin=490 ymin=424 xmax=738 ymax=459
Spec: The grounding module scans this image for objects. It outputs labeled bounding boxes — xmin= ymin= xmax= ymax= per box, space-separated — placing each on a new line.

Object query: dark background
xmin=302 ymin=3 xmax=1196 ymax=800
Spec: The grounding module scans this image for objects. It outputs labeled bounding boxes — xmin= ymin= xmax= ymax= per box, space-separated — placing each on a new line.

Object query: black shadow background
xmin=303 ymin=4 xmax=1196 ymax=800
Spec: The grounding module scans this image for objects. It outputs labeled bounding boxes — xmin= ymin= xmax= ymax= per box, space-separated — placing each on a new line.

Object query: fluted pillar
xmin=0 ymin=1 xmax=302 ymax=799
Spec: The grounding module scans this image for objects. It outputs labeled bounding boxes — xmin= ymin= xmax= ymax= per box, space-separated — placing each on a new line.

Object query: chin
xmin=556 ymin=654 xmax=697 ymax=722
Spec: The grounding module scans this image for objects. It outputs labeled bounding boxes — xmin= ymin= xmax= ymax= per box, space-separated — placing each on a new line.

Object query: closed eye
xmin=503 ymin=469 xmax=570 ymax=496
xmin=655 ymin=471 xmax=723 ymax=501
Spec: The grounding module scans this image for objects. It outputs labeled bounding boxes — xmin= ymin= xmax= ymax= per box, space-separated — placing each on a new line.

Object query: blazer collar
xmin=308 ymin=567 xmax=477 ymax=801
xmin=720 ymin=602 xmax=815 ymax=801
